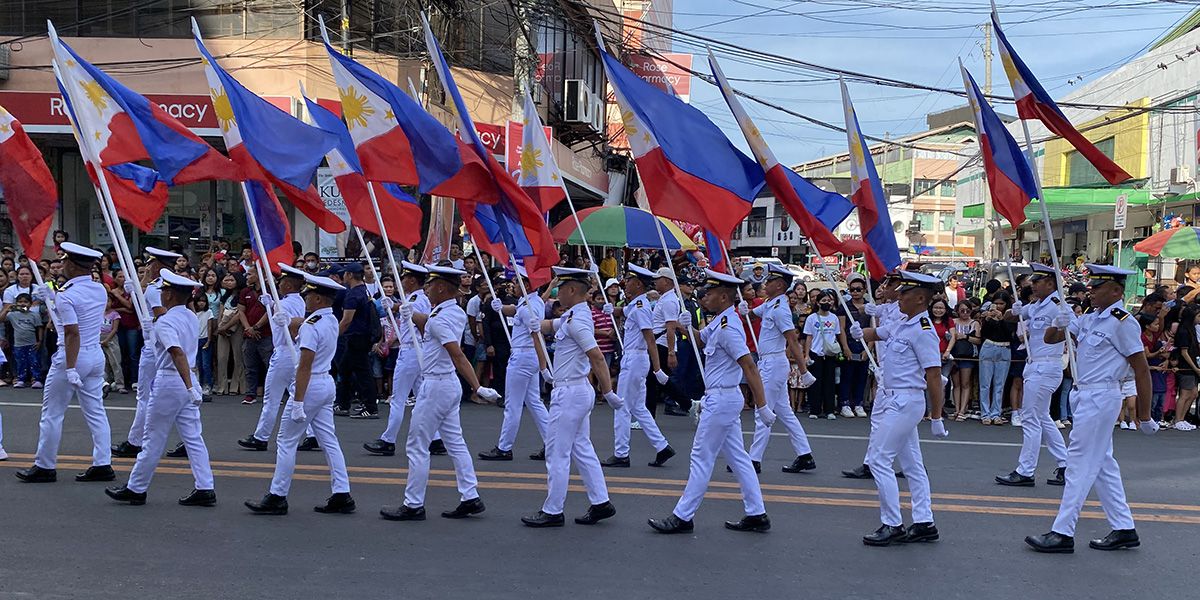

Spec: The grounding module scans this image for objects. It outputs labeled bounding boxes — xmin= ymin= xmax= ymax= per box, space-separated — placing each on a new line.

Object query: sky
xmin=666 ymin=0 xmax=1196 ymax=165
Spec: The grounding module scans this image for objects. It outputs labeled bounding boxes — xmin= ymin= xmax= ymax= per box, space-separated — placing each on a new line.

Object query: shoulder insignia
xmin=635 ymin=300 xmax=643 ymax=308
xmin=59 ymin=282 xmax=73 ymax=292
xmin=567 ymin=310 xmax=574 ymax=323
xmin=1111 ymin=307 xmax=1129 ymax=321
xmin=305 ymin=314 xmax=321 ymax=324
xmin=919 ymin=317 xmax=931 ymax=330
xmin=1084 ymin=306 xmax=1096 ymax=314
xmin=429 ymin=309 xmax=440 ymax=319
xmin=1049 ymin=296 xmax=1061 ymax=304
xmin=720 ymin=315 xmax=728 ymax=328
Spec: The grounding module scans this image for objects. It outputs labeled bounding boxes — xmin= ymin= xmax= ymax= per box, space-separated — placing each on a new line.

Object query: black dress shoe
xmin=428 ymin=439 xmax=447 ymax=455
xmin=179 ymin=488 xmax=217 ymax=507
xmin=898 ymin=521 xmax=939 ymax=543
xmin=1025 ymin=531 xmax=1075 ymax=553
xmin=245 ymin=493 xmax=289 ymax=515
xmin=296 ymin=436 xmax=320 ymax=452
xmin=648 ymin=514 xmax=695 ymax=534
xmin=111 ymin=441 xmax=142 ymax=458
xmin=522 ymin=510 xmax=565 ymax=527
xmin=601 ymin=455 xmax=630 ymax=468
xmin=664 ymin=406 xmax=689 ymax=417
xmin=380 ymin=505 xmax=426 ymax=521
xmin=1047 ymin=466 xmax=1066 ymax=486
xmin=842 ymin=464 xmax=874 ymax=479
xmin=363 ymin=440 xmax=396 ymax=456
xmin=478 ymin=447 xmax=513 ymax=461
xmin=15 ymin=465 xmax=57 ymax=483
xmin=863 ymin=524 xmax=907 ymax=546
xmin=648 ymin=445 xmax=676 ymax=467
xmin=75 ymin=465 xmax=116 ymax=482
xmin=725 ymin=513 xmax=771 ymax=532
xmin=105 ymin=485 xmax=147 ymax=505
xmin=314 ymin=492 xmax=356 ymax=514
xmin=237 ymin=435 xmax=268 ymax=451
xmin=996 ymin=471 xmax=1036 ymax=487
xmin=529 ymin=447 xmax=546 ymax=461
xmin=782 ymin=454 xmax=817 ymax=473
xmin=574 ymin=501 xmax=616 ymax=525
xmin=442 ymin=497 xmax=486 ymax=519
xmin=726 ymin=461 xmax=762 ymax=474
xmin=1089 ymin=529 xmax=1140 ymax=551
xmin=165 ymin=442 xmax=187 ymax=458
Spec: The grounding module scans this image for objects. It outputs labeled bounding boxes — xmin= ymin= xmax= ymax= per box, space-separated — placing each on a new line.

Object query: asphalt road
xmin=0 ymin=386 xmax=1196 ymax=600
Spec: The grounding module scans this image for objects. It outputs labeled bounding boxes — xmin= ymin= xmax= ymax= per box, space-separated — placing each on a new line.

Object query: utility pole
xmin=979 ymin=21 xmax=993 ymax=95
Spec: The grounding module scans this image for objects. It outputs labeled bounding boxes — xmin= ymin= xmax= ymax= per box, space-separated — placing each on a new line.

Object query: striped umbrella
xmin=551 ymin=206 xmax=697 ymax=250
xmin=1133 ymin=227 xmax=1200 ymax=258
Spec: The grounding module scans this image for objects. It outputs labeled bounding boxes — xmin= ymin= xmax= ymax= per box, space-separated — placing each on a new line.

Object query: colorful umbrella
xmin=1133 ymin=227 xmax=1200 ymax=258
xmin=551 ymin=206 xmax=697 ymax=250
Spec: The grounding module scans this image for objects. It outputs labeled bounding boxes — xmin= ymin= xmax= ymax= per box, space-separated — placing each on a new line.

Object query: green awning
xmin=962 ymin=187 xmax=1156 ymax=221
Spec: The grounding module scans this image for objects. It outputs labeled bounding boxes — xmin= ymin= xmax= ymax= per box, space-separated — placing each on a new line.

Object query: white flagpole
xmin=363 ymin=185 xmax=426 ymax=369
xmin=556 ymin=181 xmax=622 ymax=347
xmin=472 ymin=245 xmax=513 ymax=344
xmin=717 ymin=240 xmax=759 ymax=348
xmin=352 ymin=225 xmax=409 ymax=361
xmin=508 ymin=256 xmax=554 ymax=378
xmin=26 ymin=252 xmax=62 ymax=331
xmin=236 ymin=182 xmax=300 ymax=361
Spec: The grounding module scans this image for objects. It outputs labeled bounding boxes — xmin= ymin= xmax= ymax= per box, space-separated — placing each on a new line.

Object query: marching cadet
xmin=478 ymin=266 xmax=552 ymax=462
xmin=1026 ymin=265 xmax=1157 ymax=553
xmin=648 ymin=269 xmax=776 ymax=534
xmin=747 ymin=263 xmax=815 ymax=473
xmin=995 ymin=263 xmax=1069 ymax=487
xmin=842 ymin=272 xmax=904 ymax=480
xmin=238 ymin=264 xmax=312 ymax=452
xmin=106 ymin=270 xmax=215 ymax=506
xmin=380 ymin=264 xmax=500 ymax=522
xmin=602 ymin=263 xmax=675 ymax=469
xmin=522 ymin=267 xmax=622 ymax=527
xmin=849 ymin=270 xmax=948 ymax=546
xmin=365 ymin=261 xmax=432 ymax=456
xmin=246 ymin=274 xmax=355 ymax=515
xmin=112 ymin=246 xmax=180 ymax=459
xmin=16 ymin=243 xmax=114 ymax=483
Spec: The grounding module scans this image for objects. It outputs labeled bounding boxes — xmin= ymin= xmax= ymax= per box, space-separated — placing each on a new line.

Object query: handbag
xmin=950 ymin=339 xmax=975 ymax=359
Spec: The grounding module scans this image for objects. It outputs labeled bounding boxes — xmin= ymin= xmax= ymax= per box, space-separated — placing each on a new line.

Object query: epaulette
xmin=429 ymin=308 xmax=440 ymax=319
xmin=305 ymin=314 xmax=321 ymax=325
xmin=719 ymin=315 xmax=728 ymax=328
xmin=567 ymin=310 xmax=574 ymax=323
xmin=1084 ymin=306 xmax=1096 ymax=314
xmin=1049 ymin=296 xmax=1061 ymax=304
xmin=635 ymin=300 xmax=643 ymax=308
xmin=919 ymin=316 xmax=931 ymax=330
xmin=1110 ymin=307 xmax=1129 ymax=321
xmin=59 ymin=282 xmax=74 ymax=292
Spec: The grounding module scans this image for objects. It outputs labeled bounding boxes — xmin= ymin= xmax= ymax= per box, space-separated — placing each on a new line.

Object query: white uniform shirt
xmin=1023 ymin=291 xmax=1067 ymax=361
xmin=398 ymin=288 xmax=432 ymax=347
xmin=54 ymin=274 xmax=108 ymax=346
xmin=297 ymin=307 xmax=338 ymax=375
xmin=652 ymin=289 xmax=680 ymax=346
xmin=143 ymin=279 xmax=163 ymax=312
xmin=878 ymin=311 xmax=941 ymax=390
xmin=154 ymin=304 xmax=198 ymax=377
xmin=552 ymin=302 xmax=598 ymax=382
xmin=621 ymin=293 xmax=654 ymax=355
xmin=511 ymin=294 xmax=546 ymax=352
xmin=422 ymin=298 xmax=468 ymax=376
xmin=699 ymin=305 xmax=750 ymax=385
xmin=271 ymin=292 xmax=306 ymax=349
xmin=1067 ymin=299 xmax=1142 ymax=383
xmin=753 ymin=295 xmax=794 ymax=356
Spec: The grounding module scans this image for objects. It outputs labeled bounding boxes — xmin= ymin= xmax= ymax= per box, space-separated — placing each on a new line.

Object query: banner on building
xmin=421 ymin=196 xmax=456 ymax=264
xmin=627 ymin=53 xmax=693 ymax=102
xmin=316 ymin=167 xmax=351 ymax=257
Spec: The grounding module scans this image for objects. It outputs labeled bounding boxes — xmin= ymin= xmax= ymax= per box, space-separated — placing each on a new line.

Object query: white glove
xmin=32 ymin=284 xmax=55 ymax=302
xmin=602 ymin=303 xmax=614 ymax=315
xmin=259 ymin=294 xmax=274 ymax=310
xmin=66 ymin=367 xmax=82 ymax=387
xmin=490 ymin=298 xmax=503 ymax=313
xmin=528 ymin=316 xmax=541 ymax=334
xmin=798 ymin=370 xmax=817 ymax=389
xmin=849 ymin=322 xmax=864 ymax=341
xmin=398 ymin=302 xmax=413 ymax=322
xmin=653 ymin=369 xmax=669 ymax=385
xmin=288 ymin=400 xmax=307 ymax=422
xmin=540 ymin=368 xmax=554 ymax=385
xmin=737 ymin=300 xmax=750 ymax=316
xmin=1011 ymin=300 xmax=1023 ymax=312
xmin=755 ymin=404 xmax=777 ymax=428
xmin=603 ymin=391 xmax=624 ymax=410
xmin=1052 ymin=312 xmax=1072 ymax=328
xmin=380 ymin=296 xmax=395 ymax=312
xmin=931 ymin=418 xmax=949 ymax=438
xmin=188 ymin=386 xmax=204 ymax=406
xmin=476 ymin=386 xmax=501 ymax=403
xmin=1139 ymin=420 xmax=1160 ymax=435
xmin=270 ymin=310 xmax=290 ymax=329
xmin=141 ymin=322 xmax=155 ymax=344
xmin=123 ymin=280 xmax=138 ymax=297
xmin=865 ymin=303 xmax=880 ymax=316
xmin=678 ymin=311 xmax=692 ymax=329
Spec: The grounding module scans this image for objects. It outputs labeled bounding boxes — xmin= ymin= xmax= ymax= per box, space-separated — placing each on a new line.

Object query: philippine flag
xmin=0 ymin=105 xmax=57 ymax=260
xmin=302 ymin=93 xmax=423 ymax=248
xmin=517 ymin=91 xmax=566 ymax=213
xmin=840 ymin=79 xmax=901 ymax=279
xmin=961 ymin=62 xmax=1036 ymax=230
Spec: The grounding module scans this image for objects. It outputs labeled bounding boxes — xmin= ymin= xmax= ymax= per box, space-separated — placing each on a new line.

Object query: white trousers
xmin=673 ymin=388 xmax=765 ymax=521
xmin=252 ymin=351 xmax=296 ymax=442
xmin=868 ymin=389 xmax=933 ymax=527
xmin=127 ymin=375 xmax=213 ymax=493
xmin=750 ymin=353 xmax=812 ymax=461
xmin=612 ymin=354 xmax=669 ymax=458
xmin=497 ymin=350 xmax=549 ymax=451
xmin=1016 ymin=362 xmax=1068 ymax=476
xmin=35 ymin=347 xmax=112 ymax=469
xmin=381 ymin=349 xmax=422 ymax=444
xmin=269 ymin=376 xmax=350 ymax=496
xmin=127 ymin=347 xmax=157 ymax=445
xmin=403 ymin=375 xmax=479 ymax=508
xmin=542 ymin=383 xmax=609 ymax=515
xmin=1051 ymin=388 xmax=1135 ymax=536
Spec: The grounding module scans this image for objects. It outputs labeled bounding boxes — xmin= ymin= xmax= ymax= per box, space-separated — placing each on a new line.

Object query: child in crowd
xmin=101 ymin=297 xmax=125 ymax=394
xmin=194 ymin=295 xmax=214 ymax=396
xmin=6 ymin=293 xmax=42 ymax=388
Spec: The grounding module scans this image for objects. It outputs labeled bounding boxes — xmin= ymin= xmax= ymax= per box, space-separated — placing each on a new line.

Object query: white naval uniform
xmin=127 ymin=279 xmax=162 ymax=446
xmin=380 ymin=289 xmax=432 ymax=444
xmin=496 ymin=294 xmax=550 ymax=452
xmin=862 ymin=301 xmax=913 ymax=468
xmin=612 ymin=293 xmax=669 ymax=458
xmin=126 ymin=304 xmax=214 ymax=493
xmin=869 ymin=310 xmax=938 ymax=527
xmin=252 ymin=292 xmax=307 ymax=443
xmin=268 ymin=307 xmax=350 ymax=497
xmin=1050 ymin=300 xmax=1140 ymax=537
xmin=1014 ymin=292 xmax=1069 ymax=477
xmin=749 ymin=294 xmax=812 ymax=462
xmin=403 ymin=298 xmax=479 ymax=508
xmin=672 ymin=306 xmax=764 ymax=522
xmin=34 ymin=275 xmax=113 ymax=469
xmin=541 ymin=302 xmax=609 ymax=515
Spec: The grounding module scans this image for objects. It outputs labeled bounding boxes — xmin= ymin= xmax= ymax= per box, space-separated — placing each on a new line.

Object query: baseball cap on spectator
xmin=1068 ymin=282 xmax=1087 ymax=295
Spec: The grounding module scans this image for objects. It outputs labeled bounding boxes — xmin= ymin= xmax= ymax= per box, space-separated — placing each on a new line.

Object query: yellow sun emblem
xmin=621 ymin=110 xmax=638 ymax=136
xmin=81 ymin=80 xmax=108 ymax=111
xmin=520 ymin=146 xmax=544 ymax=176
xmin=211 ymin=87 xmax=236 ymax=133
xmin=0 ymin=123 xmax=10 ymax=135
xmin=339 ymin=86 xmax=374 ymax=130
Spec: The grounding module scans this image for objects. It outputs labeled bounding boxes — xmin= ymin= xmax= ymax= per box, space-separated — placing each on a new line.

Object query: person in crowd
xmin=840 ymin=277 xmax=871 ymax=418
xmin=6 ymin=293 xmax=43 ymax=388
xmin=109 ymin=269 xmax=136 ymax=393
xmin=1139 ymin=314 xmax=1169 ymax=426
xmin=1170 ymin=305 xmax=1199 ymax=431
xmin=193 ymin=294 xmax=213 ymax=397
xmin=927 ymin=298 xmax=953 ymax=404
xmin=335 ymin=263 xmax=380 ymax=419
xmin=802 ymin=289 xmax=849 ymax=420
xmin=238 ymin=269 xmax=273 ymax=406
xmin=100 ymin=295 xmax=124 ymax=394
xmin=213 ymin=272 xmax=245 ymax=397
xmin=463 ymin=276 xmax=488 ymax=398
xmin=478 ymin=276 xmax=514 ymax=404
xmin=978 ymin=292 xmax=1015 ymax=425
